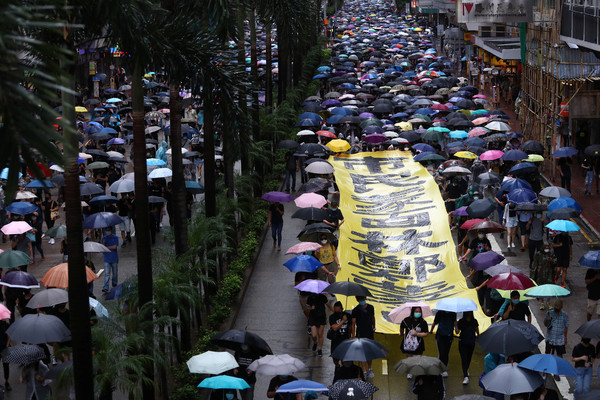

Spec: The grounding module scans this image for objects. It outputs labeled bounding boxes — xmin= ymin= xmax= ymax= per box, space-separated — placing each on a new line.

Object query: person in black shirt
xmin=323 ymin=202 xmax=344 ymax=230
xmin=455 ymin=311 xmax=479 ymax=384
xmin=431 ymin=311 xmax=456 ymax=375
xmin=284 ymin=151 xmax=298 ymax=193
xmin=233 ymin=344 xmax=260 ymax=400
xmin=267 ymin=375 xmax=300 ymax=400
xmin=332 ymin=361 xmax=363 ymax=383
xmin=268 ymin=202 xmax=284 ymax=251
xmin=503 ymin=291 xmax=531 ymax=322
xmin=307 ymin=293 xmax=329 ymax=357
xmin=572 ymin=338 xmax=595 ymax=395
xmin=351 ymin=296 xmax=376 ymax=378
xmin=328 ymin=301 xmax=350 ymax=365
xmin=552 ymin=231 xmax=572 ymax=287
xmin=557 ymin=157 xmax=571 ymax=192
xmin=585 ymin=269 xmax=600 ymax=320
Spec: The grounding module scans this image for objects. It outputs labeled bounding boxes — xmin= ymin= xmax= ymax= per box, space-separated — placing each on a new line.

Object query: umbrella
xmin=515 ymin=203 xmax=546 ymax=212
xmin=1 ymin=221 xmax=33 ymax=235
xmin=187 ymin=351 xmax=239 ymax=374
xmin=485 ymin=121 xmax=511 ymax=132
xmin=480 ymin=150 xmax=504 ymax=161
xmin=331 ymin=338 xmax=388 ymax=362
xmin=148 ymin=168 xmax=172 ymax=179
xmin=305 ymin=161 xmax=335 ymax=175
xmin=294 ymin=193 xmax=328 ymax=209
xmin=276 ymin=379 xmax=328 ymax=393
xmin=0 ymin=304 xmax=10 ymax=320
xmin=80 ymin=183 xmax=105 ymax=196
xmin=468 ymin=221 xmax=505 ymax=234
xmin=40 ymin=263 xmax=99 ymax=288
xmin=388 ymin=302 xmax=433 ymax=323
xmin=328 ymin=379 xmax=378 ymax=400
xmin=0 ymin=270 xmax=39 ymax=289
xmin=459 ymin=219 xmax=486 ymax=230
xmin=284 ymin=256 xmax=323 ymax=273
xmin=294 ymin=279 xmax=330 ymax=294
xmin=580 ymin=251 xmax=600 ymax=269
xmin=539 ymin=186 xmax=570 ymax=198
xmin=89 ymin=297 xmax=109 ymax=318
xmin=109 ymin=179 xmax=135 ymax=194
xmin=545 ymin=219 xmax=579 ymax=232
xmin=325 ymin=281 xmax=372 ymax=297
xmin=210 ymin=329 xmax=272 ymax=355
xmin=292 ymin=207 xmax=328 ymax=221
xmin=508 ymin=162 xmax=538 ymax=175
xmin=0 ymin=250 xmax=32 ymax=268
xmin=575 ymin=320 xmax=600 ymax=338
xmin=298 ymin=229 xmax=336 ymax=244
xmin=297 ymin=178 xmax=331 ymax=194
xmin=247 ymin=354 xmax=305 ymax=375
xmin=86 ymin=161 xmax=110 ymax=170
xmin=44 ymin=224 xmax=67 ymax=239
xmin=522 ymin=140 xmax=545 ymax=154
xmin=547 ymin=196 xmax=582 ymax=212
xmin=434 ymin=297 xmax=478 ymax=313
xmin=15 ymin=191 xmax=37 ymax=200
xmin=277 ymin=140 xmax=300 ymax=150
xmin=82 ymin=212 xmax=123 ymax=229
xmin=524 ymin=284 xmax=570 ymax=298
xmin=1 ymin=344 xmax=46 ymax=365
xmin=198 ymin=375 xmax=250 ymax=390
xmin=507 ymin=188 xmax=538 ymax=205
xmin=453 ymin=206 xmax=469 ymax=217
xmin=486 ymin=272 xmax=536 ymax=290
xmin=502 ymin=149 xmax=528 ymax=161
xmin=477 ymin=319 xmax=544 ymax=355
xmin=547 ymin=208 xmax=580 ymax=219
xmin=84 ymin=241 xmax=110 ymax=253
xmin=480 ymin=363 xmax=543 ymax=394
xmin=286 ymin=242 xmax=322 ymax=255
xmin=485 ymin=264 xmax=525 ymax=277
xmin=25 ymin=180 xmax=55 ymax=189
xmin=105 ymin=281 xmax=136 ymax=300
xmin=501 ymin=178 xmax=532 ymax=192
xmin=327 ymin=139 xmax=351 ymax=153
xmin=393 ymin=355 xmax=448 ymax=375
xmin=466 ymin=199 xmax=496 ymax=218
xmin=5 ymin=202 xmax=38 ymax=215
xmin=6 ymin=314 xmax=71 ymax=344
xmin=442 ymin=166 xmax=471 ymax=176
xmin=552 ymin=147 xmax=578 ymax=158
xmin=476 ymin=172 xmax=501 ymax=186
xmin=27 ymin=288 xmax=69 ymax=308
xmin=146 ymin=158 xmax=167 ymax=166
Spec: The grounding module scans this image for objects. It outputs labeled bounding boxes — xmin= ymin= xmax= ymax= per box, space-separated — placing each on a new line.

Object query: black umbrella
xmin=294 ymin=143 xmax=330 ymax=157
xmin=291 ymin=207 xmax=328 ymax=221
xmin=85 ymin=149 xmax=109 ymax=157
xmin=331 ymin=338 xmax=388 ymax=362
xmin=484 ymin=133 xmax=508 ymax=143
xmin=297 ymin=222 xmax=332 ymax=235
xmin=547 ymin=207 xmax=581 ymax=219
xmin=328 ymin=379 xmax=378 ymax=400
xmin=466 ymin=199 xmax=496 ymax=218
xmin=372 ymin=103 xmax=393 ymax=113
xmin=302 ymin=102 xmax=322 ymax=113
xmin=277 ymin=140 xmax=300 ymax=149
xmin=298 ymin=229 xmax=337 ymax=243
xmin=515 ymin=203 xmax=546 ymax=212
xmin=211 ymin=329 xmax=273 ymax=355
xmin=477 ymin=319 xmax=543 ymax=356
xmin=585 ymin=144 xmax=600 ymax=157
xmin=325 ymin=281 xmax=372 ymax=297
xmin=522 ymin=140 xmax=544 ymax=154
xmin=80 ymin=183 xmax=105 ymax=196
xmin=1 ymin=344 xmax=46 ymax=364
xmin=476 ymin=172 xmax=501 ymax=186
xmin=399 ymin=131 xmax=420 ymax=142
xmin=297 ymin=178 xmax=331 ymax=194
xmin=456 ymin=99 xmax=476 ymax=109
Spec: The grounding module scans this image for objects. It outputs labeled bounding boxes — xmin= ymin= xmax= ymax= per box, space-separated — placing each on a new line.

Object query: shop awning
xmin=473 ymin=35 xmax=521 ymax=60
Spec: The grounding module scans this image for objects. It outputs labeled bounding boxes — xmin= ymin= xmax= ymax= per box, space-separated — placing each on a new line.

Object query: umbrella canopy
xmin=297 ymin=178 xmax=330 ymax=194
xmin=15 ymin=191 xmax=37 ymax=200
xmin=89 ymin=297 xmax=109 ymax=318
xmin=388 ymin=302 xmax=433 ymax=323
xmin=83 ymin=241 xmax=111 ymax=253
xmin=500 ymin=178 xmax=532 ymax=193
xmin=247 ymin=354 xmax=305 ymax=375
xmin=198 ymin=375 xmax=250 ymax=390
xmin=547 ymin=196 xmax=582 ymax=212
xmin=331 ymin=338 xmax=388 ymax=362
xmin=0 ymin=250 xmax=32 ymax=268
xmin=5 ymin=202 xmax=38 ymax=215
xmin=327 ymin=139 xmax=351 ymax=153
xmin=468 ymin=251 xmax=505 ymax=271
xmin=82 ymin=212 xmax=123 ymax=229
xmin=305 ymin=161 xmax=335 ymax=175
xmin=1 ymin=221 xmax=33 ymax=235
xmin=477 ymin=319 xmax=544 ymax=355
xmin=187 ymin=351 xmax=239 ymax=374
xmin=109 ymin=179 xmax=135 ymax=193
xmin=434 ymin=297 xmax=478 ymax=313
xmin=485 ymin=264 xmax=525 ymax=277
xmin=294 ymin=279 xmax=330 ymax=294
xmin=546 ymin=219 xmax=579 ymax=232
xmin=1 ymin=344 xmax=46 ymax=365
xmin=547 ymin=207 xmax=580 ymax=220
xmin=284 ymin=256 xmax=323 ymax=273
xmin=481 ymin=363 xmax=543 ymax=394
xmin=277 ymin=140 xmax=300 ymax=150
xmin=539 ymin=186 xmax=571 ymax=198
xmin=27 ymin=288 xmax=69 ymax=308
xmin=148 ymin=168 xmax=172 ymax=179
xmin=552 ymin=146 xmax=578 ymax=158
xmin=468 ymin=221 xmax=505 ymax=234
xmin=515 ymin=203 xmax=546 ymax=212
xmin=328 ymin=379 xmax=378 ymax=400
xmin=466 ymin=199 xmax=496 ymax=218
xmin=480 ymin=150 xmax=504 ymax=161
xmin=0 ymin=304 xmax=10 ymax=320
xmin=294 ymin=193 xmax=327 ymax=208
xmin=524 ymin=284 xmax=570 ymax=298
xmin=486 ymin=272 xmax=536 ymax=290
xmin=80 ymin=183 xmax=104 ymax=196
xmin=502 ymin=149 xmax=528 ymax=161
xmin=40 ymin=263 xmax=99 ymax=288
xmin=285 ymin=242 xmax=322 ymax=255
xmin=291 ymin=207 xmax=328 ymax=221
xmin=394 ymin=355 xmax=448 ymax=375
xmin=276 ymin=379 xmax=328 ymax=393
xmin=0 ymin=270 xmax=39 ymax=289
xmin=44 ymin=224 xmax=67 ymax=239
xmin=325 ymin=281 xmax=372 ymax=297
xmin=519 ymin=353 xmax=576 ymax=376
xmin=575 ymin=320 xmax=600 ymax=338
xmin=507 ymin=162 xmax=538 ymax=175
xmin=261 ymin=191 xmax=294 ymax=203
xmin=579 ymin=251 xmax=600 ymax=269
xmin=6 ymin=314 xmax=71 ymax=344
xmin=211 ymin=329 xmax=272 ymax=355
xmin=506 ymin=188 xmax=538 ymax=205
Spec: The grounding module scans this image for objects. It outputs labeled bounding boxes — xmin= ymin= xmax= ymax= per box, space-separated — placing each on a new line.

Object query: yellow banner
xmin=331 ymin=151 xmax=490 ymax=334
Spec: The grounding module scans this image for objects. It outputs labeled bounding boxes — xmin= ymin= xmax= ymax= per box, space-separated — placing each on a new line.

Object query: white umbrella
xmin=49 ymin=165 xmax=64 ymax=173
xmin=1 ymin=221 xmax=33 ymax=236
xmin=165 ymin=147 xmax=188 ymax=155
xmin=485 ymin=120 xmax=511 ymax=132
xmin=15 ymin=191 xmax=37 ymax=200
xmin=83 ymin=242 xmax=110 ymax=253
xmin=145 ymin=126 xmax=161 ymax=134
xmin=434 ymin=297 xmax=478 ymax=313
xmin=109 ymin=179 xmax=135 ymax=193
xmin=297 ymin=130 xmax=316 ymax=137
xmin=122 ymin=172 xmax=134 ymax=181
xmin=480 ymin=363 xmax=544 ymax=394
xmin=148 ymin=168 xmax=172 ymax=179
xmin=78 ymin=153 xmax=93 ymax=160
xmin=106 ymin=151 xmax=123 ymax=158
xmin=247 ymin=354 xmax=305 ymax=376
xmin=305 ymin=161 xmax=335 ymax=175
xmin=186 ymin=351 xmax=238 ymax=375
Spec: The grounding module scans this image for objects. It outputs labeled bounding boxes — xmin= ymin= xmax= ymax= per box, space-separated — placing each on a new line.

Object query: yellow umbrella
xmin=457 ymin=109 xmax=471 ymax=116
xmin=455 ymin=151 xmax=477 ymax=160
xmin=414 ymin=27 xmax=422 ymax=32
xmin=326 ymin=139 xmax=351 ymax=153
xmin=525 ymin=154 xmax=544 ymax=162
xmin=75 ymin=106 xmax=88 ymax=113
xmin=395 ymin=121 xmax=413 ymax=131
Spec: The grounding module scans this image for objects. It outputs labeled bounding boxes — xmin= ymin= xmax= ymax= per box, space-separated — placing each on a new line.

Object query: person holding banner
xmin=350 ymin=296 xmax=376 ymax=379
xmin=315 ymin=235 xmax=340 ymax=284
xmin=400 ymin=307 xmax=429 ymax=380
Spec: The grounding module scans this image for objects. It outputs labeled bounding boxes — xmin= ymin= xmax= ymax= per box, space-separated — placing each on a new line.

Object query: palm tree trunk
xmin=202 ymin=75 xmax=216 ymax=218
xmin=249 ymin=6 xmax=260 ymax=144
xmin=223 ymin=115 xmax=235 ymax=199
xmin=61 ymin=53 xmax=94 ymax=400
xmin=237 ymin=3 xmax=249 ymax=174
xmin=265 ymin=22 xmax=273 ymax=111
xmin=131 ymin=60 xmax=155 ymax=400
xmin=277 ymin=31 xmax=287 ymax=104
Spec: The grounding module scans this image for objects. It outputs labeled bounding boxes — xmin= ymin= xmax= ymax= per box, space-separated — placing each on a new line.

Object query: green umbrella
xmin=421 ymin=130 xmax=444 ymax=141
xmin=428 ymin=126 xmax=451 ymax=133
xmin=360 ymin=118 xmax=383 ymax=128
xmin=411 ymin=115 xmax=431 ymax=123
xmin=524 ymin=284 xmax=571 ymax=298
xmin=86 ymin=161 xmax=109 ymax=170
xmin=44 ymin=224 xmax=67 ymax=239
xmin=0 ymin=250 xmax=31 ymax=268
xmin=394 ymin=355 xmax=447 ymax=375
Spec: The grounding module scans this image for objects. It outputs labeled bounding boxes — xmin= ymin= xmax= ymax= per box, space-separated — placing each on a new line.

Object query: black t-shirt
xmin=307 ymin=293 xmax=328 ymax=323
xmin=285 ymin=152 xmax=296 ymax=171
xmin=233 ymin=349 xmax=260 ymax=384
xmin=325 ymin=208 xmax=344 ymax=228
xmin=553 ymin=234 xmax=572 ymax=259
xmin=269 ymin=203 xmax=284 ymax=225
xmin=401 ymin=317 xmax=429 ymax=354
xmin=457 ymin=317 xmax=479 ymax=345
xmin=586 ymin=269 xmax=600 ymax=300
xmin=573 ymin=343 xmax=595 ymax=368
xmin=469 ymin=238 xmax=491 ymax=254
xmin=329 ymin=311 xmax=349 ymax=341
xmin=42 ymin=199 xmax=57 ymax=220
xmin=351 ymin=304 xmax=375 ymax=338
xmin=268 ymin=375 xmax=298 ymax=400
xmin=506 ymin=302 xmax=531 ymax=321
xmin=433 ymin=311 xmax=456 ymax=337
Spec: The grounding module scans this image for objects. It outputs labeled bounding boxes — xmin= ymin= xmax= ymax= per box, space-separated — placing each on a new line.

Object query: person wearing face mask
xmin=544 ymin=299 xmax=568 ymax=361
xmin=351 ymin=296 xmax=376 ymax=379
xmin=233 ymin=344 xmax=259 ymax=400
xmin=215 ymin=157 xmax=224 ymax=178
xmin=526 ymin=212 xmax=545 ymax=269
xmin=572 ymin=337 xmax=595 ymax=395
xmin=502 ymin=291 xmax=531 ymax=322
xmin=266 ymin=374 xmax=300 ymax=400
xmin=28 ymin=214 xmax=45 ymax=263
xmin=314 ymin=236 xmax=339 ymax=284
xmin=400 ymin=307 xmax=429 ymax=379
xmin=101 ymin=227 xmax=119 ymax=293
xmin=430 ymin=310 xmax=456 ymax=378
xmin=532 ymin=244 xmax=557 ymax=310
xmin=470 ymin=157 xmax=486 ymax=184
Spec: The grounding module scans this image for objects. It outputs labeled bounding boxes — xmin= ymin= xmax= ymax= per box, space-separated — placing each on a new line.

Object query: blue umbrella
xmin=99 ymin=127 xmax=118 ymax=134
xmin=546 ymin=219 xmax=579 ymax=232
xmin=277 ymin=380 xmax=328 ymax=393
xmin=502 ymin=149 xmax=528 ymax=161
xmin=82 ymin=212 xmax=123 ymax=229
xmin=412 ymin=143 xmax=436 ymax=153
xmin=284 ymin=255 xmax=323 ymax=273
xmin=449 ymin=130 xmax=468 ymax=139
xmin=501 ymin=178 xmax=532 ymax=192
xmin=326 ymin=115 xmax=344 ymax=124
xmin=519 ymin=354 xmax=576 ymax=376
xmin=317 ymin=66 xmax=331 ymax=72
xmin=105 ymin=281 xmax=136 ymax=300
xmin=296 ymin=118 xmax=320 ymax=127
xmin=507 ymin=188 xmax=538 ymax=204
xmin=5 ymin=202 xmax=38 ymax=215
xmin=25 ymin=180 xmax=55 ymax=189
xmin=547 ymin=196 xmax=583 ymax=212
xmin=552 ymin=147 xmax=578 ymax=158
xmin=434 ymin=297 xmax=478 ymax=313
xmin=579 ymin=251 xmax=600 ymax=269
xmin=330 ymin=107 xmax=353 ymax=116
xmin=391 ymin=112 xmax=409 ymax=120
xmin=147 ymin=158 xmax=167 ymax=166
xmin=0 ymin=168 xmax=22 ymax=180
xmin=413 ymin=151 xmax=435 ymax=161
xmin=185 ymin=181 xmax=204 ymax=194
xmin=508 ymin=162 xmax=538 ymax=175
xmin=89 ymin=195 xmax=119 ymax=205
xmin=198 ymin=375 xmax=250 ymax=390
xmin=298 ymin=112 xmax=323 ymax=122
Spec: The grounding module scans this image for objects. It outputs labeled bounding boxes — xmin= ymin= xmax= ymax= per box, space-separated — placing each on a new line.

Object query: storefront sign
xmin=456 ymin=0 xmax=534 ymax=23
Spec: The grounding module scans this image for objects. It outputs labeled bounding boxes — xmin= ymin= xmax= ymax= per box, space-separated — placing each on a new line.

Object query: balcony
xmin=561 ymin=0 xmax=600 ymax=51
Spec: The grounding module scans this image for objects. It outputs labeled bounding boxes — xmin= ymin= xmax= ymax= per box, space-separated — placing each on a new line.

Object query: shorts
xmin=556 ymin=257 xmax=570 ymax=269
xmin=505 ymin=216 xmax=518 ymax=228
xmin=587 ymin=298 xmax=600 ymax=316
xmin=545 ymin=342 xmax=566 ymax=356
xmin=519 ymin=221 xmax=530 ymax=234
xmin=119 ymin=216 xmax=130 ymax=233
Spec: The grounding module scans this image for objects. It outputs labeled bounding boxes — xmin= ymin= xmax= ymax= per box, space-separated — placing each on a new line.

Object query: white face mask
xmin=321 ymin=239 xmax=328 ymax=244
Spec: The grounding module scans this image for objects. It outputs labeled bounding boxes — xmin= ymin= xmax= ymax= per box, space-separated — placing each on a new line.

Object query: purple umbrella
xmin=322 ymin=99 xmax=341 ymax=107
xmin=363 ymin=133 xmax=387 ymax=144
xmin=468 ymin=251 xmax=505 ymax=271
xmin=261 ymin=191 xmax=294 ymax=203
xmin=359 ymin=112 xmax=376 ymax=118
xmin=107 ymin=138 xmax=126 ymax=145
xmin=452 ymin=206 xmax=469 ymax=216
xmin=0 ymin=270 xmax=39 ymax=289
xmin=294 ymin=279 xmax=330 ymax=294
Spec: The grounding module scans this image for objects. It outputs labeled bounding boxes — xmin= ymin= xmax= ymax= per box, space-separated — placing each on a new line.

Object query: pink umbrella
xmin=294 ymin=193 xmax=327 ymax=208
xmin=468 ymin=127 xmax=488 ymax=137
xmin=158 ymin=108 xmax=170 ymax=113
xmin=388 ymin=302 xmax=433 ymax=323
xmin=480 ymin=150 xmax=504 ymax=161
xmin=472 ymin=117 xmax=490 ymax=126
xmin=1 ymin=221 xmax=33 ymax=236
xmin=0 ymin=304 xmax=10 ymax=320
xmin=286 ymin=242 xmax=323 ymax=255
xmin=473 ymin=94 xmax=487 ymax=99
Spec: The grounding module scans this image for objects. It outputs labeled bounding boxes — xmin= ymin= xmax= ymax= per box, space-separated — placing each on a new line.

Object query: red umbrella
xmin=316 ymin=130 xmax=337 ymax=139
xmin=460 ymin=219 xmax=486 ymax=230
xmin=487 ymin=272 xmax=536 ymax=290
xmin=27 ymin=163 xmax=51 ymax=178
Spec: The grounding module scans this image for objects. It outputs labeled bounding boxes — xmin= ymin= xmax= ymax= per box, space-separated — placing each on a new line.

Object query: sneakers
xmin=463 ymin=377 xmax=470 ymax=385
xmin=48 ymin=238 xmax=55 ymax=245
xmin=511 ymin=243 xmax=516 ymax=248
xmin=317 ymin=350 xmax=323 ymax=357
xmin=540 ymin=303 xmax=545 ymax=310
xmin=407 ymin=373 xmax=413 ymax=380
xmin=366 ymin=369 xmax=374 ymax=379
xmin=312 ymin=343 xmax=317 ymax=352
xmin=441 ymin=371 xmax=448 ymax=378
xmin=51 ymin=356 xmax=57 ymax=365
